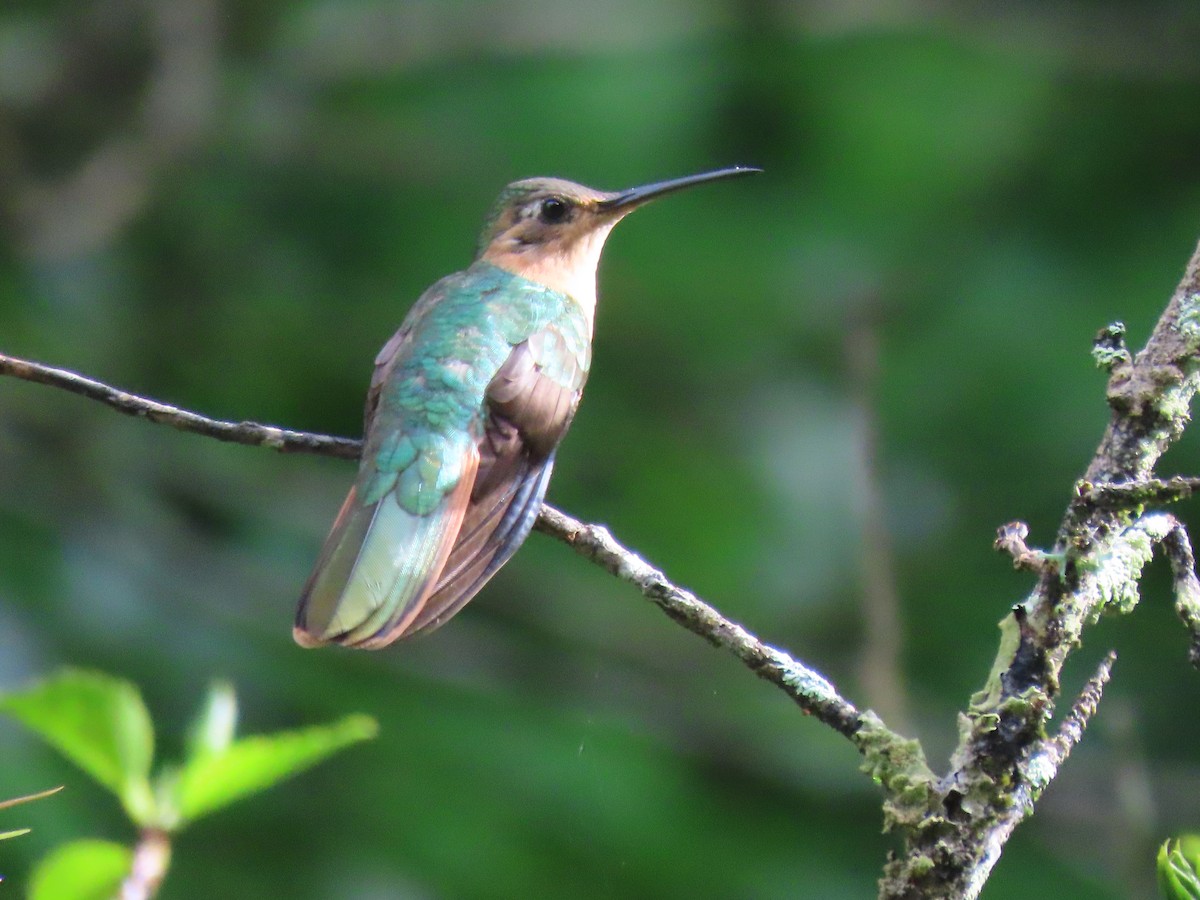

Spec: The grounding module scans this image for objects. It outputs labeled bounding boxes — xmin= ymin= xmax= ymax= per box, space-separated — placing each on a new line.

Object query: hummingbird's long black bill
xmin=597 ymin=166 xmax=761 ymax=213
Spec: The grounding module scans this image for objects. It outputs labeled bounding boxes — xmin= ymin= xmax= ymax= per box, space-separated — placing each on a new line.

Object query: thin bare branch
xmin=0 ymin=785 xmax=63 ymax=812
xmin=119 ymin=828 xmax=170 ymax=900
xmin=0 ymin=352 xmax=360 ymax=459
xmin=533 ymin=506 xmax=863 ymax=737
xmin=0 ymin=350 xmax=868 ymax=743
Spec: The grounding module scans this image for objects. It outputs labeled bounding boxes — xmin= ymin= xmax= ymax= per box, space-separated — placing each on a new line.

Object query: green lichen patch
xmin=1091 ymin=322 xmax=1131 ymax=372
xmin=969 ymin=613 xmax=1022 ymax=710
xmin=856 ymin=712 xmax=939 ymax=831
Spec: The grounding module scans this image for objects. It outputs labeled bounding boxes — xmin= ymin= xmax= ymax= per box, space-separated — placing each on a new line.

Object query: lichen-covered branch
xmin=1160 ymin=518 xmax=1200 ymax=665
xmin=882 ymin=237 xmax=1200 ymax=899
xmin=958 ymin=652 xmax=1115 ymax=900
xmin=1077 ymin=474 xmax=1200 ymax=509
xmin=0 ymin=350 xmax=875 ymax=747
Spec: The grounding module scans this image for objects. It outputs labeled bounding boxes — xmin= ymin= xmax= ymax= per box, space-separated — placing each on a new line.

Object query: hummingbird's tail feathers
xmin=293 ymin=456 xmax=476 ymax=649
xmin=293 ymin=485 xmax=366 ymax=648
xmin=404 ymin=454 xmax=556 ymax=639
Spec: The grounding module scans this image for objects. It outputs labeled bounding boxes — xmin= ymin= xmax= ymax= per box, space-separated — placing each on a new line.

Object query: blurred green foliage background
xmin=2 ymin=1 xmax=1200 ymax=897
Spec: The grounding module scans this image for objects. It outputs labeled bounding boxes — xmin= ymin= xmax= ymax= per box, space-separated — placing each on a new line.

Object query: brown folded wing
xmin=401 ymin=331 xmax=584 ymax=637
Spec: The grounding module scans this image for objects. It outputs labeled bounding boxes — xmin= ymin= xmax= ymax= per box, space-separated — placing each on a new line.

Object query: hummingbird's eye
xmin=538 ymin=197 xmax=570 ymax=224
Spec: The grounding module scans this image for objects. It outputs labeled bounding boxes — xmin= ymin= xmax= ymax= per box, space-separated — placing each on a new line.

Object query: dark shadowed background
xmin=3 ymin=2 xmax=1200 ymax=897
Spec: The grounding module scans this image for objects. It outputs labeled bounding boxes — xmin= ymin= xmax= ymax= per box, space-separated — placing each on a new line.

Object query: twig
xmin=1159 ymin=518 xmax=1200 ymax=666
xmin=532 ymin=506 xmax=863 ymax=737
xmin=960 ymin=652 xmax=1116 ymax=900
xmin=0 ymin=353 xmax=359 ymax=459
xmin=1075 ymin=475 xmax=1200 ymax=509
xmin=994 ymin=521 xmax=1062 ymax=576
xmin=0 ymin=350 xmax=868 ymax=744
xmin=119 ymin=828 xmax=170 ymax=900
xmin=0 ymin=785 xmax=63 ymax=811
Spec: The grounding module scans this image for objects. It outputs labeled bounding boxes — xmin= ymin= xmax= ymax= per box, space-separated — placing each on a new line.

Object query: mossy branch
xmin=881 ymin=237 xmax=1200 ymax=899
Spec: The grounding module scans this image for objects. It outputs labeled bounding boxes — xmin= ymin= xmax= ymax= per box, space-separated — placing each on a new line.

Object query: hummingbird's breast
xmin=480 ymin=223 xmax=615 ymax=333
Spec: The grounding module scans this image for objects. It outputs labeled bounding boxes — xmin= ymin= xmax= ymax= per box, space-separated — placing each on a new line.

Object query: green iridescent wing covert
xmin=294 ymin=262 xmax=590 ymax=648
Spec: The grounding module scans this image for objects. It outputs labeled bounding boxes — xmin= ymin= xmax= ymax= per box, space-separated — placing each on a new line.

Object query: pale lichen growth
xmin=780 ymin=659 xmax=841 ymax=707
xmin=1156 ymin=381 xmax=1199 ymax=423
xmin=1174 ymin=291 xmax=1200 ymax=345
xmin=1023 ymin=749 xmax=1057 ymax=792
xmin=1089 ymin=512 xmax=1176 ymax=619
xmin=1091 ymin=322 xmax=1131 ymax=371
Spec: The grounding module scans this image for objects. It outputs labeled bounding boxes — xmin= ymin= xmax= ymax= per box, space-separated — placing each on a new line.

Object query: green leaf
xmin=151 ymin=765 xmax=183 ymax=832
xmin=1159 ymin=836 xmax=1200 ymax=899
xmin=0 ymin=670 xmax=156 ymax=825
xmin=152 ymin=681 xmax=239 ymax=830
xmin=29 ymin=838 xmax=132 ymax=900
xmin=174 ymin=714 xmax=377 ymax=824
xmin=0 ymin=828 xmax=30 ymax=841
xmin=185 ymin=680 xmax=238 ymax=761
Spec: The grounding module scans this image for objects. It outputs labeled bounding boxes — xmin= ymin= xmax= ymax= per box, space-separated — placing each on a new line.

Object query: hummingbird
xmin=294 ymin=166 xmax=760 ymax=649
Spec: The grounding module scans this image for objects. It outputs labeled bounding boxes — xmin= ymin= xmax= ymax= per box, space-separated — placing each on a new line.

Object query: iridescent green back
xmin=360 ymin=260 xmax=590 ymax=515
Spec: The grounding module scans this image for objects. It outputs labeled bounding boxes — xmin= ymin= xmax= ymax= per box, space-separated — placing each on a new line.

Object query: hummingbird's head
xmin=475 ymin=178 xmax=622 ymax=311
xmin=476 ymin=168 xmax=760 ymax=320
